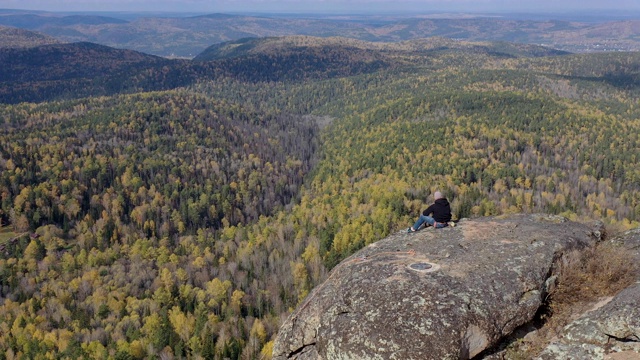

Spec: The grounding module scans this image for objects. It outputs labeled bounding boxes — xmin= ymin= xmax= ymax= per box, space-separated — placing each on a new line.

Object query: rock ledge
xmin=274 ymin=214 xmax=603 ymax=360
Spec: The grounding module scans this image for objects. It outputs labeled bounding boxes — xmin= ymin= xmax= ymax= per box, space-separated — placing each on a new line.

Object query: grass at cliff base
xmin=505 ymin=234 xmax=640 ymax=359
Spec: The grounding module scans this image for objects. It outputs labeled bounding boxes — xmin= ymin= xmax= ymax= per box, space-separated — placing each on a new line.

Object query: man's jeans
xmin=413 ymin=215 xmax=447 ymax=230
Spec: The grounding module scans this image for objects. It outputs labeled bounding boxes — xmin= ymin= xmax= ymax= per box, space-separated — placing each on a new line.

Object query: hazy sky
xmin=1 ymin=0 xmax=639 ymax=14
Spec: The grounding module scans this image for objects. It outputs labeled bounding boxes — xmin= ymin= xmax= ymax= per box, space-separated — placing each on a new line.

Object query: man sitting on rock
xmin=407 ymin=191 xmax=452 ymax=232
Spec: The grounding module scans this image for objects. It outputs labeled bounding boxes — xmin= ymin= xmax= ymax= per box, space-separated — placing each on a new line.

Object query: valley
xmin=0 ymin=22 xmax=639 ymax=360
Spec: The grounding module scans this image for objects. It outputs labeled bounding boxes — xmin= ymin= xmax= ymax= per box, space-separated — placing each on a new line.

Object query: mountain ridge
xmin=0 ymin=36 xmax=573 ymax=104
xmin=0 ymin=41 xmax=193 ymax=103
xmin=1 ymin=11 xmax=639 ymax=57
xmin=0 ymin=25 xmax=61 ymax=48
xmin=195 ymin=35 xmax=570 ymax=61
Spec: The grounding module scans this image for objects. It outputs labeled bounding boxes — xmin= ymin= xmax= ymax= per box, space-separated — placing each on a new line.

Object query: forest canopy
xmin=1 ymin=37 xmax=639 ymax=359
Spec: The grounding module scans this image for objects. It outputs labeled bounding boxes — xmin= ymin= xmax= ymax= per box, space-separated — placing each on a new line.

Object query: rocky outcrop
xmin=537 ymin=228 xmax=640 ymax=360
xmin=273 ymin=214 xmax=603 ymax=360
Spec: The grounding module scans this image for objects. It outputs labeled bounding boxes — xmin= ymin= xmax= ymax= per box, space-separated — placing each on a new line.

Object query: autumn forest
xmin=1 ymin=36 xmax=640 ymax=359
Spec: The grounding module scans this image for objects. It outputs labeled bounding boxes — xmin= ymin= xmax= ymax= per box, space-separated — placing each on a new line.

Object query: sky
xmin=1 ymin=0 xmax=639 ymax=14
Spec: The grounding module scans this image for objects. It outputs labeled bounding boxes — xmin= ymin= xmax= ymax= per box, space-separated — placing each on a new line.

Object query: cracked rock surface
xmin=273 ymin=214 xmax=602 ymax=360
xmin=537 ymin=228 xmax=640 ymax=360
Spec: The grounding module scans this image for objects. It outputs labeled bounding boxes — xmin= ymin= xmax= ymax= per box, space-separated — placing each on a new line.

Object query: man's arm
xmin=422 ymin=204 xmax=435 ymax=217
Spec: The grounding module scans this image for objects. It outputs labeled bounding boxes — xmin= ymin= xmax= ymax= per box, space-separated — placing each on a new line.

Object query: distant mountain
xmin=0 ymin=42 xmax=197 ymax=103
xmin=0 ymin=13 xmax=126 ymax=29
xmin=0 ymin=42 xmax=168 ymax=82
xmin=1 ymin=11 xmax=639 ymax=58
xmin=194 ymin=36 xmax=381 ymax=61
xmin=206 ymin=42 xmax=391 ymax=83
xmin=0 ymin=36 xmax=386 ymax=103
xmin=194 ymin=35 xmax=569 ymax=61
xmin=541 ymin=20 xmax=640 ymax=52
xmin=0 ymin=36 xmax=574 ymax=104
xmin=0 ymin=36 xmax=389 ymax=103
xmin=0 ymin=25 xmax=61 ymax=48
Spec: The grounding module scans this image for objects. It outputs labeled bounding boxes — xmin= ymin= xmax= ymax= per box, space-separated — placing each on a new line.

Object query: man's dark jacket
xmin=422 ymin=198 xmax=452 ymax=223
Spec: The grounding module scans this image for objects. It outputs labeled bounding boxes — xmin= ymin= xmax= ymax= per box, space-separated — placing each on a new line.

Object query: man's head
xmin=434 ymin=191 xmax=444 ymax=200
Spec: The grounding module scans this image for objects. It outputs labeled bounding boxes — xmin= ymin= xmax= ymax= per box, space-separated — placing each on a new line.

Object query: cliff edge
xmin=273 ymin=214 xmax=604 ymax=360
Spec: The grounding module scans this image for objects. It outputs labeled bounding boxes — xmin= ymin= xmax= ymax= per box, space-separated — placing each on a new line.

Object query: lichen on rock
xmin=273 ymin=214 xmax=604 ymax=360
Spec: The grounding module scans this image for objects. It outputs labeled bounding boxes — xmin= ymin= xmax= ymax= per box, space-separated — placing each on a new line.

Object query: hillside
xmin=0 ymin=91 xmax=318 ymax=234
xmin=0 ymin=36 xmax=639 ymax=359
xmin=0 ymin=36 xmax=570 ymax=104
xmin=0 ymin=42 xmax=197 ymax=103
xmin=0 ymin=38 xmax=387 ymax=104
xmin=194 ymin=35 xmax=568 ymax=61
xmin=0 ymin=25 xmax=60 ymax=48
xmin=1 ymin=10 xmax=640 ymax=57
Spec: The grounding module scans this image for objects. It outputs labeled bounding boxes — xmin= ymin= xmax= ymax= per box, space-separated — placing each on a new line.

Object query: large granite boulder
xmin=537 ymin=228 xmax=640 ymax=360
xmin=273 ymin=214 xmax=603 ymax=360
